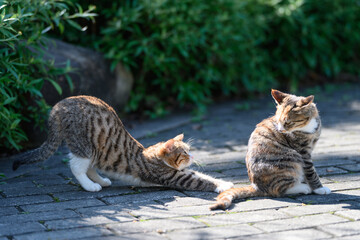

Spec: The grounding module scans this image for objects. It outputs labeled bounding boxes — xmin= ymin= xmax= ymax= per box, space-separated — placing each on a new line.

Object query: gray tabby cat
xmin=210 ymin=89 xmax=330 ymax=210
xmin=13 ymin=96 xmax=233 ymax=192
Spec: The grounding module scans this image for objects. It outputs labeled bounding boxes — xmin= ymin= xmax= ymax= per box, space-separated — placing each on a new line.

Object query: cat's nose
xmin=277 ymin=123 xmax=286 ymax=132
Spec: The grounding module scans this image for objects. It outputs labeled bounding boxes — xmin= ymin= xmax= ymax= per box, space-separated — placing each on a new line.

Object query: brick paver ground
xmin=1 ymin=84 xmax=359 ymax=239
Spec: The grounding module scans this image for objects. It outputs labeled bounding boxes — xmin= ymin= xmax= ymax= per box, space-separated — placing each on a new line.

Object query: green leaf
xmin=47 ymin=79 xmax=62 ymax=95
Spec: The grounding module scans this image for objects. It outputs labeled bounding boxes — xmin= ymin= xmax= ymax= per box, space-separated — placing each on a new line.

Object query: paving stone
xmin=0 ymin=210 xmax=79 ymax=224
xmin=102 ymin=190 xmax=186 ymax=205
xmin=253 ymin=213 xmax=348 ymax=232
xmin=317 ymin=166 xmax=348 ymax=176
xmin=0 ymin=195 xmax=53 ymax=207
xmin=0 ymin=222 xmax=45 ymax=237
xmin=318 ymin=221 xmax=360 ymax=237
xmin=332 ymin=234 xmax=360 ymax=240
xmin=0 ymin=206 xmax=18 ymax=216
xmin=340 ymin=164 xmax=360 ymax=172
xmin=199 ymin=209 xmax=290 ymax=226
xmin=164 ymin=224 xmax=262 ymax=239
xmin=191 ymin=161 xmax=245 ymax=172
xmin=14 ymin=226 xmax=112 ymax=240
xmin=157 ymin=196 xmax=215 ymax=208
xmin=279 ymin=202 xmax=358 ymax=217
xmin=335 ymin=209 xmax=360 ymax=221
xmin=109 ymin=217 xmax=205 ymax=234
xmin=21 ymin=199 xmax=106 ymax=212
xmin=0 ymin=181 xmax=36 ymax=191
xmin=45 ymin=214 xmax=134 ymax=230
xmin=2 ymin=184 xmax=78 ymax=197
xmin=295 ymin=190 xmax=360 ymax=204
xmin=221 ymin=167 xmax=248 ymax=177
xmin=81 ymin=233 xmax=167 ymax=240
xmin=246 ymin=228 xmax=332 ymax=240
xmin=225 ymin=197 xmax=302 ymax=212
xmin=53 ymin=187 xmax=136 ymax=201
xmin=313 ymin=159 xmax=357 ymax=168
xmin=325 ymin=173 xmax=360 ymax=182
xmin=325 ymin=181 xmax=360 ymax=191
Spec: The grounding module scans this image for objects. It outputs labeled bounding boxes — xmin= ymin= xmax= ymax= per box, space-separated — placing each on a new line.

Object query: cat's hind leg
xmin=87 ymin=168 xmax=112 ymax=187
xmin=69 ymin=153 xmax=102 ymax=192
xmin=285 ymin=183 xmax=312 ymax=195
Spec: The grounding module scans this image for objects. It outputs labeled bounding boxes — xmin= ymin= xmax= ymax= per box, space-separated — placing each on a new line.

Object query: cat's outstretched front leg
xmin=303 ymin=159 xmax=331 ymax=195
xmin=152 ymin=169 xmax=233 ymax=192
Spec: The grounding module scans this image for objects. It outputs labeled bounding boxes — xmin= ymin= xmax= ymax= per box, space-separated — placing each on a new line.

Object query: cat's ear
xmin=271 ymin=89 xmax=287 ymax=105
xmin=173 ymin=134 xmax=184 ymax=141
xmin=163 ymin=139 xmax=175 ymax=153
xmin=298 ymin=95 xmax=314 ymax=107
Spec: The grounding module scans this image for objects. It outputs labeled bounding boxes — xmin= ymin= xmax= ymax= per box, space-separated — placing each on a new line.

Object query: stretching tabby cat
xmin=13 ymin=96 xmax=233 ymax=192
xmin=210 ymin=89 xmax=331 ymax=210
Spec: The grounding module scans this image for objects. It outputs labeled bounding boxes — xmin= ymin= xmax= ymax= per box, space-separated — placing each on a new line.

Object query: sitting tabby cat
xmin=210 ymin=89 xmax=331 ymax=210
xmin=13 ymin=96 xmax=233 ymax=192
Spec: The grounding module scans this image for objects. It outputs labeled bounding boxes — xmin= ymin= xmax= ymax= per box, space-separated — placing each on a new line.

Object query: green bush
xmin=0 ymin=0 xmax=95 ymax=151
xmin=75 ymin=0 xmax=359 ymax=117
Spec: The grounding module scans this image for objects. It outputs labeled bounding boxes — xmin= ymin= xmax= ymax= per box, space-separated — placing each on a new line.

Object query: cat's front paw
xmin=313 ymin=186 xmax=331 ymax=195
xmin=83 ymin=182 xmax=102 ymax=192
xmin=99 ymin=178 xmax=112 ymax=187
xmin=215 ymin=181 xmax=234 ymax=193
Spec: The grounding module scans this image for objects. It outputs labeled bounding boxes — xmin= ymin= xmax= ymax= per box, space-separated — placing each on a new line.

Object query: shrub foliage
xmin=89 ymin=0 xmax=360 ymax=117
xmin=0 ymin=0 xmax=95 ymax=150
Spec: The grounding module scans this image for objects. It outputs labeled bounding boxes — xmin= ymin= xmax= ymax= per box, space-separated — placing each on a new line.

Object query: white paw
xmin=100 ymin=178 xmax=112 ymax=187
xmin=215 ymin=181 xmax=234 ymax=193
xmin=83 ymin=182 xmax=102 ymax=192
xmin=285 ymin=183 xmax=311 ymax=195
xmin=313 ymin=186 xmax=331 ymax=195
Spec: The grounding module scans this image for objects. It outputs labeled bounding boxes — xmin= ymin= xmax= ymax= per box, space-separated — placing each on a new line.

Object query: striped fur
xmin=210 ymin=89 xmax=330 ymax=210
xmin=13 ymin=96 xmax=233 ymax=192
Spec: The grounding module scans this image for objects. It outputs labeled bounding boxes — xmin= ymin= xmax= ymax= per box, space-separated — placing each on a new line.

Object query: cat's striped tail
xmin=210 ymin=185 xmax=262 ymax=210
xmin=12 ymin=126 xmax=62 ymax=171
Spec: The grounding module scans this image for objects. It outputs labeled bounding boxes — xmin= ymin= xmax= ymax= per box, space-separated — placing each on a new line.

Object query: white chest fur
xmin=297 ymin=118 xmax=318 ymax=133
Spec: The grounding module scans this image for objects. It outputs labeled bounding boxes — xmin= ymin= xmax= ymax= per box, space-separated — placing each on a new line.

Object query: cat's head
xmin=271 ymin=89 xmax=318 ymax=133
xmin=156 ymin=134 xmax=193 ymax=170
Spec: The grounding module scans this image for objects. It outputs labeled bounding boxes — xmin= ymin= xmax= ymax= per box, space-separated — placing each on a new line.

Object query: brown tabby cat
xmin=13 ymin=96 xmax=233 ymax=192
xmin=210 ymin=89 xmax=331 ymax=210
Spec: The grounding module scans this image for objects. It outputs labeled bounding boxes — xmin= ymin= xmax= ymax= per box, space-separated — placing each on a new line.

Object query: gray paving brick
xmin=340 ymin=164 xmax=360 ymax=172
xmin=221 ymin=167 xmax=248 ymax=177
xmin=0 ymin=222 xmax=45 ymax=237
xmin=165 ymin=224 xmax=262 ymax=239
xmin=325 ymin=181 xmax=360 ymax=191
xmin=14 ymin=226 xmax=112 ymax=240
xmin=81 ymin=233 xmax=167 ymax=240
xmin=45 ymin=214 xmax=134 ymax=230
xmin=0 ymin=210 xmax=79 ymax=224
xmin=0 ymin=181 xmax=36 ymax=191
xmin=157 ymin=196 xmax=215 ymax=208
xmin=192 ymin=161 xmax=245 ymax=173
xmin=247 ymin=228 xmax=332 ymax=240
xmin=199 ymin=209 xmax=290 ymax=226
xmin=109 ymin=217 xmax=205 ymax=234
xmin=318 ymin=221 xmax=360 ymax=237
xmin=332 ymin=234 xmax=360 ymax=240
xmin=0 ymin=206 xmax=18 ymax=216
xmin=325 ymin=173 xmax=360 ymax=182
xmin=253 ymin=213 xmax=348 ymax=232
xmin=102 ymin=190 xmax=186 ymax=205
xmin=0 ymin=195 xmax=53 ymax=207
xmin=225 ymin=197 xmax=302 ymax=212
xmin=52 ymin=187 xmax=136 ymax=201
xmin=21 ymin=199 xmax=106 ymax=212
xmin=313 ymin=158 xmax=357 ymax=168
xmin=279 ymin=202 xmax=357 ymax=217
xmin=2 ymin=184 xmax=78 ymax=197
xmin=335 ymin=209 xmax=360 ymax=221
xmin=317 ymin=166 xmax=348 ymax=176
xmin=295 ymin=190 xmax=360 ymax=204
